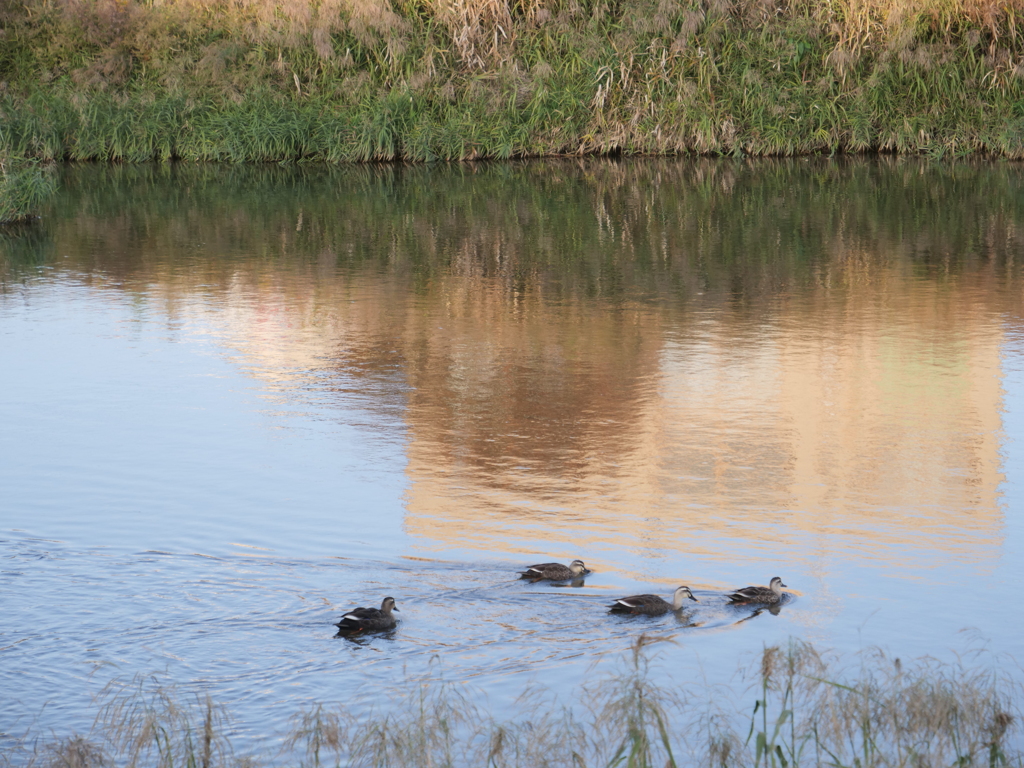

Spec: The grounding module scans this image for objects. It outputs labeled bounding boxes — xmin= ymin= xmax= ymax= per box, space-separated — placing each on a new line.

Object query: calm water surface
xmin=2 ymin=158 xmax=1024 ymax=751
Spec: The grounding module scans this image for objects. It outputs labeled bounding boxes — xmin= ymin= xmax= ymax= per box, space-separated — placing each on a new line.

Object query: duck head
xmin=672 ymin=586 xmax=699 ymax=609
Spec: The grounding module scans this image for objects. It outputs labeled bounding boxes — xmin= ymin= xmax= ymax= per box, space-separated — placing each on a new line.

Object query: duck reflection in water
xmin=336 ymin=627 xmax=399 ymax=643
xmin=734 ymin=602 xmax=786 ymax=625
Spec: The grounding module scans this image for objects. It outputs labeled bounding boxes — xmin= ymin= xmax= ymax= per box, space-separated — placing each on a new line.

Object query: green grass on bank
xmin=4 ymin=638 xmax=1021 ymax=768
xmin=1 ymin=0 xmax=1024 ymax=161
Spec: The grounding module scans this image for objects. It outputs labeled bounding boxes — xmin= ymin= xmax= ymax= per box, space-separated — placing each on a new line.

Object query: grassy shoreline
xmin=2 ymin=0 xmax=1024 ymax=163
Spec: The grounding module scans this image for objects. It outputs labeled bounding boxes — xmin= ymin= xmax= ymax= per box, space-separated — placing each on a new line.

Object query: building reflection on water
xmin=6 ymin=157 xmax=1017 ymax=581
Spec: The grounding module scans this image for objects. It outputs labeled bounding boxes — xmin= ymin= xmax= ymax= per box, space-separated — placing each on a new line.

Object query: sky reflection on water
xmin=2 ymin=158 xmax=1023 ymax=752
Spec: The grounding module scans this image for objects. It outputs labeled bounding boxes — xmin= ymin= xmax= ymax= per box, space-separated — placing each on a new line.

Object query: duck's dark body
xmin=727 ymin=577 xmax=787 ymax=605
xmin=335 ymin=597 xmax=399 ymax=632
xmin=519 ymin=559 xmax=589 ymax=581
xmin=608 ymin=586 xmax=698 ymax=615
xmin=608 ymin=594 xmax=675 ymax=615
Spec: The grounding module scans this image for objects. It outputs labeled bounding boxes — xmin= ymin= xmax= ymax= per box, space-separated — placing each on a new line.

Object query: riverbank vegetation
xmin=0 ymin=155 xmax=57 ymax=224
xmin=1 ymin=0 xmax=1024 ymax=162
xmin=4 ymin=158 xmax=1023 ymax=291
xmin=4 ymin=638 xmax=1021 ymax=768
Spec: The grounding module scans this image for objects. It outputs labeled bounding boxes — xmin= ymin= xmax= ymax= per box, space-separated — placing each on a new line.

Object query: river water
xmin=2 ymin=158 xmax=1023 ymax=754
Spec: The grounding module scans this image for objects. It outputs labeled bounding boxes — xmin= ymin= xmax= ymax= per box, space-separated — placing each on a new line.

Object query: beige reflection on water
xmin=396 ymin=275 xmax=1004 ymax=577
xmin=165 ymin=262 xmax=1005 ymax=580
xmin=14 ymin=159 xmax=1016 ymax=582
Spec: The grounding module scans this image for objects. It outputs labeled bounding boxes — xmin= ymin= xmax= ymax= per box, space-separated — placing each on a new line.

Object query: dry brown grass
xmin=24 ymin=0 xmax=1024 ymax=76
xmin=427 ymin=0 xmax=545 ymax=68
xmin=95 ymin=677 xmax=233 ymax=768
xmin=4 ymin=637 xmax=1020 ymax=768
xmin=797 ymin=0 xmax=1024 ymax=54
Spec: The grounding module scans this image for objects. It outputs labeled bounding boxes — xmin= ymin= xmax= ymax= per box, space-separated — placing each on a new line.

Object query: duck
xmin=334 ymin=596 xmax=399 ymax=632
xmin=519 ymin=559 xmax=590 ymax=581
xmin=727 ymin=577 xmax=787 ymax=605
xmin=608 ymin=586 xmax=699 ymax=615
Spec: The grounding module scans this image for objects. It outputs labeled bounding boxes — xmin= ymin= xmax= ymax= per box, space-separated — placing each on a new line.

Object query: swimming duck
xmin=519 ymin=559 xmax=589 ymax=581
xmin=727 ymin=577 xmax=787 ymax=605
xmin=608 ymin=586 xmax=699 ymax=615
xmin=334 ymin=596 xmax=399 ymax=632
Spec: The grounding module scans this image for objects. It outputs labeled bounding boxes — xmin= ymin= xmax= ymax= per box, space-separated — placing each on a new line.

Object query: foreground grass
xmin=1 ymin=0 xmax=1024 ymax=160
xmin=5 ymin=638 xmax=1021 ymax=768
